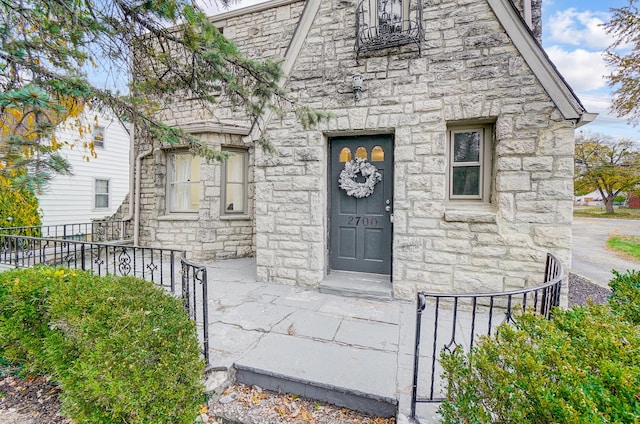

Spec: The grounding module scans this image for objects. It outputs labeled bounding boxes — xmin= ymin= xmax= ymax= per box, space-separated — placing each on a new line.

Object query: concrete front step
xmin=320 ymin=271 xmax=393 ymax=301
xmin=234 ymin=334 xmax=398 ymax=417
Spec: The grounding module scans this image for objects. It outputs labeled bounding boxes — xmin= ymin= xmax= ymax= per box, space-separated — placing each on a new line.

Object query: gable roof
xmin=212 ymin=0 xmax=595 ymax=128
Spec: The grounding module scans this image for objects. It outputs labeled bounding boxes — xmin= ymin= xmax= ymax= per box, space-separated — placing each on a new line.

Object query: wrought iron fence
xmin=182 ymin=258 xmax=210 ymax=367
xmin=0 ymin=220 xmax=132 ymax=242
xmin=410 ymin=253 xmax=563 ymax=420
xmin=0 ymin=232 xmax=211 ymax=367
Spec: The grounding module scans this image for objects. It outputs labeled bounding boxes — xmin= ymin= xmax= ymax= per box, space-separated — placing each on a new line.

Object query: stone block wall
xmin=136 ymin=1 xmax=304 ymax=260
xmin=157 ymin=1 xmax=305 ymax=127
xmin=250 ymin=0 xmax=574 ymax=299
xmin=137 ymin=133 xmax=254 ymax=261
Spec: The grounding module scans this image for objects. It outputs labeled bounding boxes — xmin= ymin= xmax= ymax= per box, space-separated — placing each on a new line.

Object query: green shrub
xmin=609 ymin=269 xmax=640 ymax=325
xmin=0 ymin=267 xmax=204 ymax=423
xmin=439 ymin=296 xmax=640 ymax=422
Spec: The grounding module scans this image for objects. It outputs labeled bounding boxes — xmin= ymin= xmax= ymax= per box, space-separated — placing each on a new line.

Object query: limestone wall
xmin=252 ymin=0 xmax=574 ymax=298
xmin=137 ymin=133 xmax=254 ymax=261
xmin=135 ymin=1 xmax=304 ymax=260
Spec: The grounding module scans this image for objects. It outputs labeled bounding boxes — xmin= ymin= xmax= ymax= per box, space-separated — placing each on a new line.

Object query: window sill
xmin=220 ymin=214 xmax=251 ymax=221
xmin=158 ymin=214 xmax=199 ymax=221
xmin=444 ymin=205 xmax=496 ymax=223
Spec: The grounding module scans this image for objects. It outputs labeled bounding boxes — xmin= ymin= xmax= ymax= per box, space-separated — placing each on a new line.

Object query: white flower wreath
xmin=338 ymin=157 xmax=382 ymax=198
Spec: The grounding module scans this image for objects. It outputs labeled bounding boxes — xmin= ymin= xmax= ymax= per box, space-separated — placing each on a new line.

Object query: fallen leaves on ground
xmin=208 ymin=384 xmax=396 ymax=424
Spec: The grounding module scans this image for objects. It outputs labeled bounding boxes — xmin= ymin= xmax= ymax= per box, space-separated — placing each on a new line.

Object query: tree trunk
xmin=605 ymin=197 xmax=615 ymax=214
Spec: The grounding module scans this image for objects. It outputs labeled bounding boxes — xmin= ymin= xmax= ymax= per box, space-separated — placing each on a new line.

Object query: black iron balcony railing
xmin=356 ymin=0 xmax=423 ymax=59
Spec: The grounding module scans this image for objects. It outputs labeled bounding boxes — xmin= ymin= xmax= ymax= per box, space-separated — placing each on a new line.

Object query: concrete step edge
xmin=234 ymin=363 xmax=398 ymax=417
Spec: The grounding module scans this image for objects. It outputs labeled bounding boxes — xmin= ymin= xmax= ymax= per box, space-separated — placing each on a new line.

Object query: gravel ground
xmin=568 ymin=273 xmax=611 ymax=307
xmin=0 ymin=276 xmax=616 ymax=423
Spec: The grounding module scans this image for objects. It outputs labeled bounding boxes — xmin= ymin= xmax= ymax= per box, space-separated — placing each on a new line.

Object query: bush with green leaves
xmin=439 ymin=271 xmax=640 ymax=423
xmin=0 ymin=267 xmax=204 ymax=423
xmin=610 ymin=269 xmax=640 ymax=325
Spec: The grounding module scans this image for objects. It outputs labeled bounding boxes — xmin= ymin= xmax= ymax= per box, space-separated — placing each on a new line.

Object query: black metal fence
xmin=410 ymin=253 xmax=563 ymax=420
xmin=0 ymin=220 xmax=132 ymax=242
xmin=0 ymin=232 xmax=211 ymax=367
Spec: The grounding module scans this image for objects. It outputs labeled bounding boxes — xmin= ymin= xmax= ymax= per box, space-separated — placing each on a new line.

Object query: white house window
xmin=222 ymin=148 xmax=248 ymax=215
xmin=94 ymin=179 xmax=109 ymax=209
xmin=93 ymin=125 xmax=105 ymax=148
xmin=168 ymin=152 xmax=201 ymax=213
xmin=449 ymin=126 xmax=493 ymax=201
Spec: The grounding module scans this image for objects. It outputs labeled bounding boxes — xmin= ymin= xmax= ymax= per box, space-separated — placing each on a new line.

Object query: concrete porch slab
xmin=234 ymin=333 xmax=399 ymax=417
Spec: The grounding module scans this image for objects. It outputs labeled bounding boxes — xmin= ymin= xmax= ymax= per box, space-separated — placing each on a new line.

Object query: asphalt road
xmin=571 ymin=217 xmax=640 ymax=288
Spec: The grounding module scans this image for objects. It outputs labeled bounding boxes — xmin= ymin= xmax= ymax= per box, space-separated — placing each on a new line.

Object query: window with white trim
xmin=93 ymin=125 xmax=105 ymax=148
xmin=221 ymin=148 xmax=248 ymax=215
xmin=167 ymin=152 xmax=201 ymax=213
xmin=94 ymin=179 xmax=110 ymax=209
xmin=448 ymin=125 xmax=493 ymax=202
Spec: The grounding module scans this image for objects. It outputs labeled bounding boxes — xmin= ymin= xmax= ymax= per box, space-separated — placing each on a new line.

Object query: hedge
xmin=439 ymin=270 xmax=640 ymax=423
xmin=0 ymin=267 xmax=204 ymax=423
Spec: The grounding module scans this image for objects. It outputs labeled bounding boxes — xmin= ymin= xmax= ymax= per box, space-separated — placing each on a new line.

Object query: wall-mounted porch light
xmin=352 ymin=73 xmax=363 ymax=100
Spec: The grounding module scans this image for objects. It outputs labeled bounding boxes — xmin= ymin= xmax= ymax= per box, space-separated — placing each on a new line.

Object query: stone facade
xmin=136 ymin=0 xmax=590 ymax=299
xmin=137 ymin=132 xmax=255 ymax=261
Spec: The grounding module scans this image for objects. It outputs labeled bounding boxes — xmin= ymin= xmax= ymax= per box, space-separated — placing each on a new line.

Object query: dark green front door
xmin=330 ymin=135 xmax=393 ymax=275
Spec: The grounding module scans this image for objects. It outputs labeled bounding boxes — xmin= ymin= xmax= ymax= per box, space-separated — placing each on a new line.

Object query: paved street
xmin=571 ymin=217 xmax=640 ymax=288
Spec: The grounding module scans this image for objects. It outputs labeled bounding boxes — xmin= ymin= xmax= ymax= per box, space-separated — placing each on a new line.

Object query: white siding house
xmin=38 ymin=111 xmax=130 ymax=226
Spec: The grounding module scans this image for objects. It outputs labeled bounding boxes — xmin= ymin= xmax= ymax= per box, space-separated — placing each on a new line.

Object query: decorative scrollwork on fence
xmin=118 ymin=247 xmax=132 ymax=276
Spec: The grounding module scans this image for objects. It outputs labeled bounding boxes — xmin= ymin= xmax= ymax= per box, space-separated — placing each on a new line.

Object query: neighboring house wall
xmin=38 ymin=111 xmax=130 ymax=227
xmin=136 ymin=0 xmax=591 ymax=299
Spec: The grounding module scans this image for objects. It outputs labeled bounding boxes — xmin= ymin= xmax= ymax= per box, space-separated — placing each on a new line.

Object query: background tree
xmin=575 ymin=133 xmax=640 ymax=214
xmin=605 ymin=0 xmax=640 ymax=122
xmin=0 ymin=178 xmax=42 ymax=236
xmin=0 ymin=0 xmax=325 ymax=191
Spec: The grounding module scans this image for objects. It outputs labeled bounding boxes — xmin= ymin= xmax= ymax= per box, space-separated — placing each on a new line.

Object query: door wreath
xmin=338 ymin=157 xmax=382 ymax=198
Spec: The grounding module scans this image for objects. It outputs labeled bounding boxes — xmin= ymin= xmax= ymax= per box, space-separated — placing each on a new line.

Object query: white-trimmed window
xmin=448 ymin=125 xmax=493 ymax=202
xmin=167 ymin=152 xmax=201 ymax=213
xmin=93 ymin=125 xmax=105 ymax=148
xmin=222 ymin=148 xmax=248 ymax=215
xmin=94 ymin=178 xmax=110 ymax=209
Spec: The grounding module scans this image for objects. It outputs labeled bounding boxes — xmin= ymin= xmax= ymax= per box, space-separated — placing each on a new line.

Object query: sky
xmin=541 ymin=0 xmax=639 ymax=142
xmin=203 ymin=0 xmax=638 ymax=142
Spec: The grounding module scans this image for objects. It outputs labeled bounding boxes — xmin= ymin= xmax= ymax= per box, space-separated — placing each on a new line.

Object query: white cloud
xmin=546 ymin=46 xmax=608 ymax=92
xmin=546 ymin=8 xmax=613 ymax=50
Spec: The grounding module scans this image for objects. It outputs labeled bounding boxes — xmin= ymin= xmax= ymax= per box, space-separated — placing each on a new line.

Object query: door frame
xmin=327 ymin=134 xmax=394 ymax=278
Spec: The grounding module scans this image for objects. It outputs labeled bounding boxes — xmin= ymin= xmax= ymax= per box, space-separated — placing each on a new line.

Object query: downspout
xmin=122 ymin=122 xmax=154 ymax=246
xmin=133 ymin=146 xmax=155 ymax=246
xmin=123 ymin=123 xmax=136 ymax=222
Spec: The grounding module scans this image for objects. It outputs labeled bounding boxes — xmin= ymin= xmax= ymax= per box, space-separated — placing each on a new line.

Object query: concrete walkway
xmin=203 ymin=258 xmax=440 ymax=423
xmin=572 ymin=217 xmax=640 ymax=287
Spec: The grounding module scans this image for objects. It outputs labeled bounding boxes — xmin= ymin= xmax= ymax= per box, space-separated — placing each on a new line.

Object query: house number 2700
xmin=347 ymin=216 xmax=378 ymax=226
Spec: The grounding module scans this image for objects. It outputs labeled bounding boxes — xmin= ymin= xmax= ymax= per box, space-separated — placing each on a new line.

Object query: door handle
xmin=385 ymin=205 xmax=391 ymax=212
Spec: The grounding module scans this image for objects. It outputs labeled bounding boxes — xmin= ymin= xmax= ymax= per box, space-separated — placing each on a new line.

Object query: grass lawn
xmin=607 ymin=235 xmax=640 ymax=260
xmin=574 ymin=206 xmax=640 ymax=220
